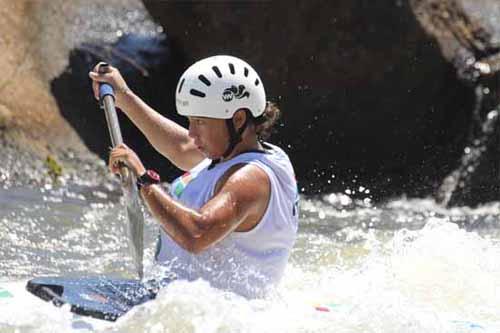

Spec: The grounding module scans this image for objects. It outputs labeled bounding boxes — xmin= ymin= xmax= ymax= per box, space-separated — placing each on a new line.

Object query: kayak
xmin=0 ymin=279 xmax=489 ymax=332
xmin=25 ymin=276 xmax=167 ymax=321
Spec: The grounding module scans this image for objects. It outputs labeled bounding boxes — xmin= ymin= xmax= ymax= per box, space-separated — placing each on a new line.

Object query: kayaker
xmin=89 ymin=55 xmax=299 ymax=298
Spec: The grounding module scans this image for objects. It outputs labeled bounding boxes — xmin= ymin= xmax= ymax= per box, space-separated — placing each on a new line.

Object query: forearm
xmin=140 ymin=184 xmax=207 ymax=251
xmin=118 ymin=91 xmax=203 ymax=170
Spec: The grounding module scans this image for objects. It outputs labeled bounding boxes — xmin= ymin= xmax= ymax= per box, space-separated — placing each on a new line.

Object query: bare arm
xmin=139 ymin=164 xmax=271 ymax=254
xmin=118 ymin=91 xmax=204 ymax=171
xmin=89 ymin=63 xmax=204 ymax=171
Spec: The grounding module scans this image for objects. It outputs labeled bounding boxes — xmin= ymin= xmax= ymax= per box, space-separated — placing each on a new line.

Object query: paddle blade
xmin=122 ymin=170 xmax=144 ymax=279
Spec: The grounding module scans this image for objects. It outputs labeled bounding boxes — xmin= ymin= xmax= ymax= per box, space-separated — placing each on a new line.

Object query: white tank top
xmin=155 ymin=142 xmax=299 ymax=298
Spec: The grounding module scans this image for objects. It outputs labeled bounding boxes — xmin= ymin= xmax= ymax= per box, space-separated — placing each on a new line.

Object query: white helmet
xmin=175 ymin=55 xmax=266 ymax=119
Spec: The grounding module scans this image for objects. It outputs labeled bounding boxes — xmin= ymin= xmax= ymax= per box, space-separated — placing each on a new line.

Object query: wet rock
xmin=0 ymin=0 xmax=86 ymax=156
xmin=412 ymin=0 xmax=500 ymax=206
xmin=0 ymin=0 xmax=114 ymax=191
xmin=0 ymin=0 xmax=160 ymax=187
xmin=142 ymin=0 xmax=476 ymax=199
xmin=0 ymin=134 xmax=114 ymax=190
xmin=51 ymin=34 xmax=184 ymax=181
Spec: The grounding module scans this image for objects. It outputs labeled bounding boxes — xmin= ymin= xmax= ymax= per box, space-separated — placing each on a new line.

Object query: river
xmin=0 ymin=184 xmax=499 ymax=332
xmin=1 ymin=0 xmax=500 ymax=331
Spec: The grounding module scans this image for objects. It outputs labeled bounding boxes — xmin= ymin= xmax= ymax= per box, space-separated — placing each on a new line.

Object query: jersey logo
xmin=222 ymin=85 xmax=250 ymax=102
xmin=172 ymin=172 xmax=193 ymax=198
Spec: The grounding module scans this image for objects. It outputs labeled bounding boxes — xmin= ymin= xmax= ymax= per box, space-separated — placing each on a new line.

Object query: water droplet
xmin=487 ymin=110 xmax=498 ymax=120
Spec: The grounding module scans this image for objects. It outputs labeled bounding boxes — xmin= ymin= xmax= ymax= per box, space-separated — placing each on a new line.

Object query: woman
xmin=89 ymin=55 xmax=299 ymax=298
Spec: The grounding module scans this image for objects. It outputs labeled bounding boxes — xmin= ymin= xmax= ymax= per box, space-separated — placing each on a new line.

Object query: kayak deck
xmin=26 ymin=277 xmax=164 ymax=321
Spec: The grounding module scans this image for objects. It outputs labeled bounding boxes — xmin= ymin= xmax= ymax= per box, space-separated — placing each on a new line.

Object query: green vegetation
xmin=45 ymin=155 xmax=63 ymax=180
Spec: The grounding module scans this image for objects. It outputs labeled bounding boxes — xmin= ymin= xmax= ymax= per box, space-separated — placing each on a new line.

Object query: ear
xmin=233 ymin=109 xmax=248 ymax=130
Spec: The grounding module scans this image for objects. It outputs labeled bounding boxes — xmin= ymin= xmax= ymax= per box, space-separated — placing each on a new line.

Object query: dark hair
xmin=252 ymin=102 xmax=281 ymax=140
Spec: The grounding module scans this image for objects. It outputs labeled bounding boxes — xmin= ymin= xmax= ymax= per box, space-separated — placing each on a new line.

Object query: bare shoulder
xmin=215 ymin=163 xmax=270 ymax=198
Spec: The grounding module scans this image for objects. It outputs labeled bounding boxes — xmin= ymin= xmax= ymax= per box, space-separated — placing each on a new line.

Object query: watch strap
xmin=136 ymin=169 xmax=161 ymax=191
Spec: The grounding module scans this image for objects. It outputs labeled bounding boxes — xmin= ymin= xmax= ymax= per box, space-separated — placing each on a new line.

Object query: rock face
xmin=51 ymin=34 xmax=183 ymax=181
xmin=3 ymin=0 xmax=498 ymax=202
xmin=0 ymin=0 xmax=86 ymax=155
xmin=411 ymin=0 xmax=500 ymax=205
xmin=142 ymin=0 xmax=477 ymax=198
xmin=0 ymin=0 xmax=159 ymax=186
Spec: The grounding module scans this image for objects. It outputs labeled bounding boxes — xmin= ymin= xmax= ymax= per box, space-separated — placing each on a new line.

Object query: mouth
xmin=196 ymin=145 xmax=207 ymax=155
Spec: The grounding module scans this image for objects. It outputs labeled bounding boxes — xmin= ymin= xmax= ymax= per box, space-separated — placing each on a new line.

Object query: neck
xmin=221 ymin=134 xmax=261 ymax=162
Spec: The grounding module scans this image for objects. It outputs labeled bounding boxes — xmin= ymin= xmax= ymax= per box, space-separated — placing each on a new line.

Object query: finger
xmin=116 ymin=143 xmax=129 ymax=150
xmin=88 ymin=71 xmax=111 ymax=83
xmin=108 ymin=154 xmax=123 ymax=173
xmin=97 ymin=62 xmax=110 ymax=74
xmin=109 ymin=163 xmax=121 ymax=174
xmin=92 ymin=81 xmax=99 ymax=100
xmin=109 ymin=150 xmax=123 ymax=160
xmin=93 ymin=62 xmax=111 ymax=73
xmin=110 ymin=150 xmax=129 ymax=162
xmin=111 ymin=162 xmax=121 ymax=174
xmin=108 ymin=156 xmax=115 ymax=173
xmin=111 ymin=145 xmax=126 ymax=153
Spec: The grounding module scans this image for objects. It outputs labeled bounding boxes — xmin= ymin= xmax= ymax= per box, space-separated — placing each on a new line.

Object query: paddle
xmin=98 ymin=63 xmax=144 ymax=279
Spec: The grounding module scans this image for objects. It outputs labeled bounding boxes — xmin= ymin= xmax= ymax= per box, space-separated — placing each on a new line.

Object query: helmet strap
xmin=222 ymin=114 xmax=250 ymax=158
xmin=208 ymin=111 xmax=251 ymax=169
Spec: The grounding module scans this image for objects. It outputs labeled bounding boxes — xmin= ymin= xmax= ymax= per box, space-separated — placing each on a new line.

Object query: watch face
xmin=146 ymin=170 xmax=160 ymax=182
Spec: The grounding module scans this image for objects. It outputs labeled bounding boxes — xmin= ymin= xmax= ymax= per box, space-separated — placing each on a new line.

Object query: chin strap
xmin=208 ymin=111 xmax=251 ymax=169
xmin=223 ymin=117 xmax=249 ymax=158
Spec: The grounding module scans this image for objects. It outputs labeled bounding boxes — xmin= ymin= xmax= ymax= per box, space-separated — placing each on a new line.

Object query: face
xmin=188 ymin=116 xmax=229 ymax=159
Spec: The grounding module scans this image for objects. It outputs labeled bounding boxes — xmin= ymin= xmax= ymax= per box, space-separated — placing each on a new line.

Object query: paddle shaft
xmin=98 ymin=65 xmax=130 ymax=179
xmin=97 ymin=64 xmax=144 ymax=279
xmin=102 ymin=93 xmax=123 ymax=147
xmin=98 ymin=65 xmax=123 ymax=148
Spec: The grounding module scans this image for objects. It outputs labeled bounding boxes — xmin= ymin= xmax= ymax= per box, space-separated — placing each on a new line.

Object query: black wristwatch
xmin=136 ymin=169 xmax=161 ymax=191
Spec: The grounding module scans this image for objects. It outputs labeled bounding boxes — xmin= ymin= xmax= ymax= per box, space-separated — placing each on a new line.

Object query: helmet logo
xmin=222 ymin=85 xmax=250 ymax=102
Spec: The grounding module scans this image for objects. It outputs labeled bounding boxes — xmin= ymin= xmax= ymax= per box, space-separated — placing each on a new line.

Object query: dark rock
xmin=51 ymin=34 xmax=186 ymax=182
xmin=412 ymin=0 xmax=500 ymax=206
xmin=142 ymin=0 xmax=475 ymax=199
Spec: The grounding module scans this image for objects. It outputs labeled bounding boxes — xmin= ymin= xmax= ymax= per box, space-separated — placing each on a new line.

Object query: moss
xmin=45 ymin=154 xmax=63 ymax=180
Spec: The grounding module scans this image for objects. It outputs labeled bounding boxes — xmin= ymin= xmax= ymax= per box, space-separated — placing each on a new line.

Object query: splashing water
xmin=1 ymin=0 xmax=500 ymax=331
xmin=436 ymin=83 xmax=500 ymax=206
xmin=1 ymin=185 xmax=500 ymax=332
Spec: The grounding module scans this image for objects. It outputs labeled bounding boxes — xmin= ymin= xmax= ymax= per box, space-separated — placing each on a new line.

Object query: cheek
xmin=188 ymin=121 xmax=202 ymax=139
xmin=205 ymin=125 xmax=228 ymax=153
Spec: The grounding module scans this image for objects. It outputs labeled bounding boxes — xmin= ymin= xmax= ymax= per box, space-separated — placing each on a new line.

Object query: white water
xmin=1 ymin=187 xmax=499 ymax=332
xmin=2 ymin=0 xmax=500 ymax=331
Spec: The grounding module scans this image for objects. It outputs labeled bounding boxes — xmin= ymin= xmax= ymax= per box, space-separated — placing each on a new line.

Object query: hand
xmin=108 ymin=143 xmax=146 ymax=177
xmin=89 ymin=62 xmax=131 ymax=109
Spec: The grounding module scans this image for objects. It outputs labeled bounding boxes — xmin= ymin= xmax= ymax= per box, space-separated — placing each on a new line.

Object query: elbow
xmin=185 ymin=239 xmax=207 ymax=255
xmin=186 ymin=214 xmax=212 ymax=239
xmin=184 ymin=223 xmax=210 ymax=254
xmin=186 ymin=218 xmax=205 ymax=239
xmin=186 ymin=224 xmax=203 ymax=239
